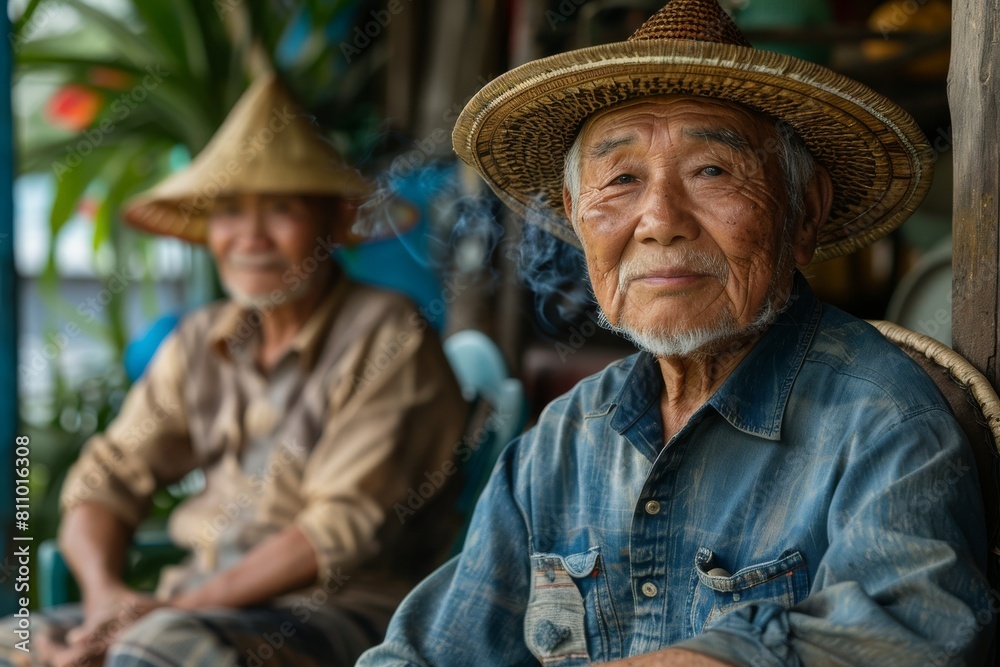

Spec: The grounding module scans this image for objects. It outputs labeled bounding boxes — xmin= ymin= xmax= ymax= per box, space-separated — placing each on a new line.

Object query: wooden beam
xmin=949 ymin=0 xmax=1000 ymax=388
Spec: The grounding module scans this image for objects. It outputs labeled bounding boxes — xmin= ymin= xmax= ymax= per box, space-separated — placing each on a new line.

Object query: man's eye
xmin=213 ymin=203 xmax=241 ymax=217
xmin=701 ymin=166 xmax=725 ymax=176
xmin=613 ymin=174 xmax=636 ymax=185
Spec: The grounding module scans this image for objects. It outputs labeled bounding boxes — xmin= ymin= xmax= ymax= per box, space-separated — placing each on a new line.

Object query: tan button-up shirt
xmin=60 ymin=278 xmax=468 ymax=630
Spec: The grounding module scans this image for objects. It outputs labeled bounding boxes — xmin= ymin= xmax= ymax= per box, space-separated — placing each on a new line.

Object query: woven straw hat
xmin=453 ymin=0 xmax=934 ymax=262
xmin=123 ymin=72 xmax=369 ymax=244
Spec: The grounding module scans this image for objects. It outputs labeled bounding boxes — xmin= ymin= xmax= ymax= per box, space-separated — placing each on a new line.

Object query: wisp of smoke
xmin=517 ymin=197 xmax=594 ymax=335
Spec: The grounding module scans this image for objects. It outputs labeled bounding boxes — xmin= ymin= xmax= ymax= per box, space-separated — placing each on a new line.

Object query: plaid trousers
xmin=0 ymin=604 xmax=377 ymax=667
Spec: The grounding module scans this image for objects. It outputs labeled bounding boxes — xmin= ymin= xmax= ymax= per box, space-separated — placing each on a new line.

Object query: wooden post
xmin=949 ymin=0 xmax=1000 ymax=388
xmin=0 ymin=9 xmax=19 ymax=615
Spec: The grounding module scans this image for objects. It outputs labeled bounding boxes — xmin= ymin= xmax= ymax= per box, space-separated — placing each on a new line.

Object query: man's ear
xmin=792 ymin=165 xmax=833 ymax=266
xmin=562 ymin=185 xmax=575 ymax=232
xmin=329 ymin=198 xmax=362 ymax=245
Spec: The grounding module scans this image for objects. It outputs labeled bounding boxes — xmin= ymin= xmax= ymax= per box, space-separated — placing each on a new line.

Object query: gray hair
xmin=563 ymin=115 xmax=816 ymax=232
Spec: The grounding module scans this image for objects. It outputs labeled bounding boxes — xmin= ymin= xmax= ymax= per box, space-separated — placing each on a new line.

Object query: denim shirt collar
xmin=608 ymin=271 xmax=822 ymax=449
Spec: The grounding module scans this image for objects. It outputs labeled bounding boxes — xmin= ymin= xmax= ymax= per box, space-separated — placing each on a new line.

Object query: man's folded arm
xmin=59 ymin=331 xmax=195 ymax=526
xmin=59 ymin=331 xmax=196 ymax=594
xmin=293 ymin=311 xmax=467 ymax=586
xmin=669 ymin=409 xmax=993 ymax=667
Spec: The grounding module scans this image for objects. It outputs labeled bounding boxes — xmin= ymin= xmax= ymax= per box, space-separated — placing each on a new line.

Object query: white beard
xmin=598 ymin=245 xmax=796 ymax=359
xmin=223 ymin=278 xmax=313 ymax=311
xmin=597 ymin=290 xmax=786 ymax=358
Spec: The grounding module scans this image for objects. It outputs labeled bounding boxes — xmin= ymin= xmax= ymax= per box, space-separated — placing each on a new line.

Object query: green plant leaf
xmin=16 ymin=52 xmax=151 ymax=79
xmin=61 ymin=0 xmax=158 ymax=65
xmin=12 ymin=0 xmax=45 ymax=36
xmin=48 ymin=146 xmax=116 ymax=239
xmin=92 ymin=138 xmax=167 ymax=251
xmin=128 ymin=0 xmax=185 ymax=67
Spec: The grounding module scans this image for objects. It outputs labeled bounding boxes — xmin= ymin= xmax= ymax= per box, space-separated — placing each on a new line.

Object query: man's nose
xmin=633 ymin=178 xmax=699 ymax=245
xmin=240 ymin=204 xmax=273 ymax=244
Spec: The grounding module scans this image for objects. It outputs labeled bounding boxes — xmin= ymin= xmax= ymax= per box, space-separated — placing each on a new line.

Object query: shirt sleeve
xmin=293 ymin=308 xmax=468 ymax=585
xmin=356 ymin=439 xmax=539 ymax=666
xmin=673 ymin=408 xmax=994 ymax=666
xmin=60 ymin=331 xmax=196 ymax=528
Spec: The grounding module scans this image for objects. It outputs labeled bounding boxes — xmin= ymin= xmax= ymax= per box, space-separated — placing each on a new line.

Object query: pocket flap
xmin=695 ymin=547 xmax=805 ymax=593
xmin=562 ymin=548 xmax=600 ymax=578
xmin=526 ymin=548 xmax=600 ymax=665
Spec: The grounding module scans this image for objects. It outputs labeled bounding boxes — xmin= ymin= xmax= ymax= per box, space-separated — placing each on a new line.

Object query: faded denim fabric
xmin=359 ymin=273 xmax=993 ymax=667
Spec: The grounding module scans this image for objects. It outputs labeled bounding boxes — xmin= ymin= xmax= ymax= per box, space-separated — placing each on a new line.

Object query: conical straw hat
xmin=453 ymin=0 xmax=934 ymax=263
xmin=123 ymin=72 xmax=369 ymax=244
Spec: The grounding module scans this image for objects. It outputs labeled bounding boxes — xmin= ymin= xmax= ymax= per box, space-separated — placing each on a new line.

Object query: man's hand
xmin=601 ymin=648 xmax=737 ymax=666
xmin=37 ymin=631 xmax=106 ymax=667
xmin=74 ymin=584 xmax=163 ymax=646
xmin=37 ymin=584 xmax=163 ymax=667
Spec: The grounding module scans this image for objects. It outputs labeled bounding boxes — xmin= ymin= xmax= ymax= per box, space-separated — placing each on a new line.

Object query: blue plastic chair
xmin=443 ymin=330 xmax=528 ymax=552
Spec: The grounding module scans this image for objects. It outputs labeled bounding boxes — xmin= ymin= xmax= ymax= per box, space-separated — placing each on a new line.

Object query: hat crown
xmin=628 ymin=0 xmax=751 ymax=47
xmin=122 ymin=71 xmax=369 ymax=243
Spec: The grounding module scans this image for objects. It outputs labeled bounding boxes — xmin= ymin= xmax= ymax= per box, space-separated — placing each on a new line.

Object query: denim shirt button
xmin=644 ymin=500 xmax=661 ymax=515
xmin=641 ymin=581 xmax=659 ymax=598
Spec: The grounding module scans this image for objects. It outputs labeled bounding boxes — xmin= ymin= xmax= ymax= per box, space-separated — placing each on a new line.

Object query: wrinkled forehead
xmin=576 ymin=95 xmax=776 ymax=152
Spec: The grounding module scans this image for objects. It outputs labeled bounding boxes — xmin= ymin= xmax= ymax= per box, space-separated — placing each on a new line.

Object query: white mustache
xmin=618 ymin=251 xmax=729 ymax=286
xmin=227 ymin=253 xmax=291 ymax=270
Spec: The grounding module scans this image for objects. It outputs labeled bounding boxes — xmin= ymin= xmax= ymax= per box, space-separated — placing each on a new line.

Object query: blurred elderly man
xmin=360 ymin=1 xmax=992 ymax=666
xmin=11 ymin=74 xmax=466 ymax=667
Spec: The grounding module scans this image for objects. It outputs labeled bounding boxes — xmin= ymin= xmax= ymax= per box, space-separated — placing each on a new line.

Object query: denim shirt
xmin=360 ymin=273 xmax=993 ymax=667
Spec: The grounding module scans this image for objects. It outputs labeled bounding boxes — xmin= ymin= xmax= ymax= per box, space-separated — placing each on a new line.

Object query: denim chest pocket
xmin=525 ymin=548 xmax=605 ymax=666
xmin=690 ymin=547 xmax=809 ymax=634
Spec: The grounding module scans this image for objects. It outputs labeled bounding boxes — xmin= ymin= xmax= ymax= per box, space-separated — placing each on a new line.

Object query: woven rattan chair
xmin=870 ymin=320 xmax=1000 ymax=659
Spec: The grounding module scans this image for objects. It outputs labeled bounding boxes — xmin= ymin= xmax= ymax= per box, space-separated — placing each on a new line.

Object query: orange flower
xmin=88 ymin=67 xmax=132 ymax=90
xmin=45 ymin=84 xmax=104 ymax=132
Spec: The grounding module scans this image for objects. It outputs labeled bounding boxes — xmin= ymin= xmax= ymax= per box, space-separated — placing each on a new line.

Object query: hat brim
xmin=123 ymin=181 xmax=370 ymax=245
xmin=453 ymin=40 xmax=934 ymax=263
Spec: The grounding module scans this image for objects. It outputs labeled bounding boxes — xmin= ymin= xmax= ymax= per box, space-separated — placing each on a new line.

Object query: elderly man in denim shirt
xmin=359 ymin=0 xmax=993 ymax=665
